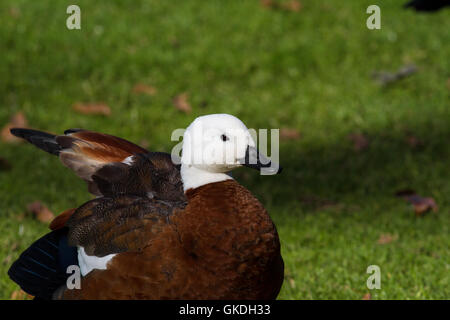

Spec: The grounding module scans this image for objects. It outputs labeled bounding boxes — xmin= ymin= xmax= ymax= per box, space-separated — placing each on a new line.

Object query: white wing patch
xmin=122 ymin=156 xmax=134 ymax=165
xmin=77 ymin=246 xmax=117 ymax=276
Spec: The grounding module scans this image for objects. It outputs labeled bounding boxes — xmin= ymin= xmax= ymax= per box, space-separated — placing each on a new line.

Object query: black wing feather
xmin=8 ymin=228 xmax=78 ymax=299
xmin=10 ymin=128 xmax=62 ymax=155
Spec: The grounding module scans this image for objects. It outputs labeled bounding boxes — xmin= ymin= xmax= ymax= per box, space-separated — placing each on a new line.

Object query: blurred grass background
xmin=0 ymin=0 xmax=449 ymax=299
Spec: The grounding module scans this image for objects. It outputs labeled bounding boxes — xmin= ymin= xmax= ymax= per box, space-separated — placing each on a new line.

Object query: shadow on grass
xmin=235 ymin=119 xmax=450 ymax=210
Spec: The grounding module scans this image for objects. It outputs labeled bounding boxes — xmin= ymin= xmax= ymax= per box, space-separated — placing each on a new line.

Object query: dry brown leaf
xmin=406 ymin=135 xmax=424 ymax=148
xmin=362 ymin=293 xmax=371 ymax=300
xmin=377 ymin=233 xmax=398 ymax=245
xmin=2 ymin=243 xmax=18 ymax=264
xmin=260 ymin=0 xmax=274 ymax=8
xmin=282 ymin=0 xmax=302 ymax=11
xmin=0 ymin=157 xmax=12 ymax=171
xmin=15 ymin=212 xmax=25 ymax=222
xmin=173 ymin=93 xmax=192 ymax=113
xmin=1 ymin=112 xmax=28 ymax=143
xmin=10 ymin=289 xmax=33 ymax=300
xmin=396 ymin=190 xmax=438 ymax=216
xmin=261 ymin=0 xmax=302 ymax=12
xmin=27 ymin=201 xmax=55 ymax=223
xmin=348 ymin=133 xmax=369 ymax=151
xmin=73 ymin=103 xmax=111 ymax=116
xmin=280 ymin=128 xmax=301 ymax=140
xmin=238 ymin=171 xmax=252 ymax=182
xmin=3 ymin=254 xmax=13 ymax=265
xmin=11 ymin=242 xmax=19 ymax=251
xmin=447 ymin=78 xmax=450 ymax=90
xmin=199 ymin=100 xmax=209 ymax=108
xmin=132 ymin=83 xmax=157 ymax=96
xmin=406 ymin=195 xmax=438 ymax=216
xmin=372 ymin=65 xmax=417 ymax=86
xmin=288 ymin=278 xmax=296 ymax=288
xmin=9 ymin=7 xmax=21 ymax=18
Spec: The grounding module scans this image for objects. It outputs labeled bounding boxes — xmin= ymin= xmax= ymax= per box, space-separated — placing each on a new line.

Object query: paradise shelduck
xmin=8 ymin=114 xmax=284 ymax=299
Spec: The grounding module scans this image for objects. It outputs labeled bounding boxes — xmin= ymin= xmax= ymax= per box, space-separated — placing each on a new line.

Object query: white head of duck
xmin=180 ymin=113 xmax=282 ymax=191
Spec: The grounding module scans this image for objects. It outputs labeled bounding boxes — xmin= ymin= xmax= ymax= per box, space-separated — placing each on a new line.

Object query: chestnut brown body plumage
xmin=59 ymin=180 xmax=283 ymax=299
xmin=8 ymin=116 xmax=284 ymax=300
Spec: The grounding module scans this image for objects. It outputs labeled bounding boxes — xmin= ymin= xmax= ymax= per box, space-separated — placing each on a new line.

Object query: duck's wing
xmin=66 ymin=194 xmax=186 ymax=257
xmin=9 ymin=194 xmax=186 ymax=300
xmin=9 ymin=128 xmax=183 ymax=198
xmin=10 ymin=128 xmax=147 ymax=192
xmin=47 ymin=152 xmax=184 ymax=232
xmin=57 ymin=195 xmax=186 ymax=300
xmin=49 ymin=208 xmax=77 ymax=231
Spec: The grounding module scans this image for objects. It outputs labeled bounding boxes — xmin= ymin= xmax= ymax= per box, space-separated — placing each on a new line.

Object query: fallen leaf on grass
xmin=280 ymin=128 xmax=301 ymax=140
xmin=10 ymin=289 xmax=33 ymax=300
xmin=406 ymin=135 xmax=424 ymax=148
xmin=26 ymin=201 xmax=54 ymax=223
xmin=377 ymin=233 xmax=398 ymax=245
xmin=2 ymin=254 xmax=13 ymax=265
xmin=447 ymin=78 xmax=450 ymax=90
xmin=73 ymin=103 xmax=111 ymax=116
xmin=261 ymin=0 xmax=275 ymax=8
xmin=406 ymin=195 xmax=438 ymax=216
xmin=282 ymin=0 xmax=302 ymax=11
xmin=0 ymin=157 xmax=12 ymax=171
xmin=372 ymin=64 xmax=418 ymax=86
xmin=9 ymin=7 xmax=21 ymax=18
xmin=362 ymin=293 xmax=371 ymax=300
xmin=1 ymin=112 xmax=28 ymax=143
xmin=261 ymin=0 xmax=302 ymax=12
xmin=288 ymin=278 xmax=296 ymax=289
xmin=132 ymin=83 xmax=157 ymax=96
xmin=348 ymin=133 xmax=369 ymax=151
xmin=10 ymin=242 xmax=19 ymax=251
xmin=395 ymin=190 xmax=438 ymax=216
xmin=2 ymin=242 xmax=18 ymax=265
xmin=173 ymin=93 xmax=192 ymax=113
xmin=238 ymin=171 xmax=252 ymax=182
xmin=15 ymin=212 xmax=25 ymax=222
xmin=199 ymin=100 xmax=209 ymax=108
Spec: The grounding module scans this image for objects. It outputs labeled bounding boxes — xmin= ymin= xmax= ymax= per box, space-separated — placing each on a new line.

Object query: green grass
xmin=0 ymin=0 xmax=449 ymax=299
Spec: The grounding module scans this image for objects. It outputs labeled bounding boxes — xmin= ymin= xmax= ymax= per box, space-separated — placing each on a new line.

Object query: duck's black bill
xmin=239 ymin=146 xmax=282 ymax=174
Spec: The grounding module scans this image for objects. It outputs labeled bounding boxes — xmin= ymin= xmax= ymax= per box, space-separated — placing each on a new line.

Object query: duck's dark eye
xmin=221 ymin=134 xmax=229 ymax=142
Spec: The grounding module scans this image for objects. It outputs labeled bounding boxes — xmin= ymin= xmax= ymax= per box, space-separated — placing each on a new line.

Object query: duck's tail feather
xmin=10 ymin=128 xmax=62 ymax=156
xmin=8 ymin=228 xmax=78 ymax=300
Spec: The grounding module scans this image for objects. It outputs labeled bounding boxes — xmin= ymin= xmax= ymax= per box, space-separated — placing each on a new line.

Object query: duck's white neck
xmin=181 ymin=164 xmax=233 ymax=192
